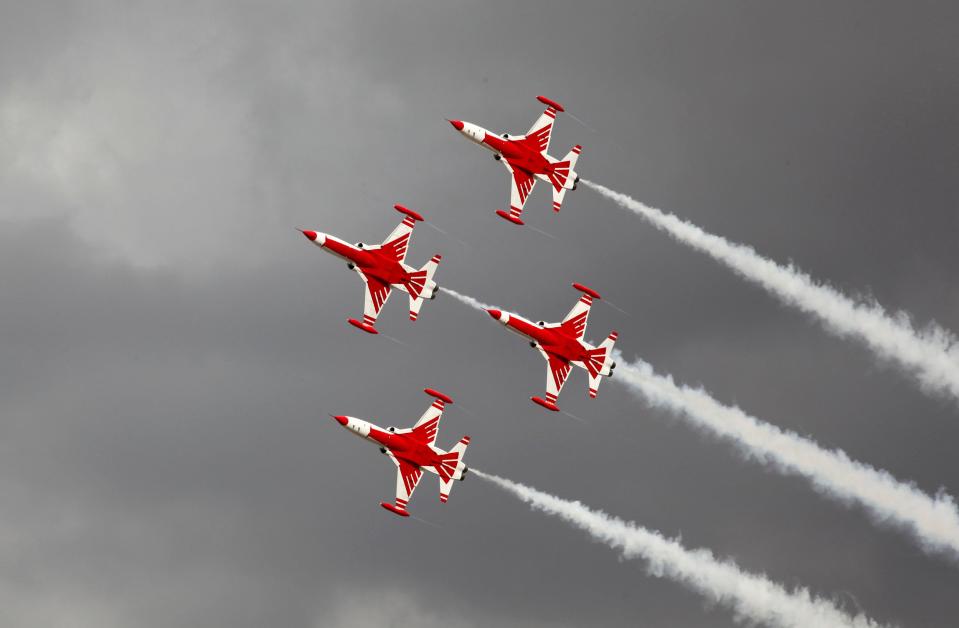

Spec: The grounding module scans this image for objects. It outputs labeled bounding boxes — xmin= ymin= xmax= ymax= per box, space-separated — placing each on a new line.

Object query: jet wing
xmin=388 ymin=452 xmax=423 ymax=513
xmin=359 ymin=271 xmax=392 ymax=328
xmin=501 ymin=158 xmax=537 ymax=224
xmin=410 ymin=396 xmax=447 ymax=446
xmin=544 ymin=353 xmax=572 ymax=407
xmin=380 ymin=213 xmax=419 ymax=263
xmin=560 ymin=292 xmax=594 ymax=340
xmin=525 ymin=103 xmax=558 ymax=154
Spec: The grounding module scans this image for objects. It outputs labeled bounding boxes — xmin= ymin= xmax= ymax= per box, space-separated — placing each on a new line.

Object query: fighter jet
xmin=486 ymin=283 xmax=618 ymax=412
xmin=300 ymin=205 xmax=441 ymax=334
xmin=449 ymin=96 xmax=581 ymax=225
xmin=331 ymin=388 xmax=471 ymax=517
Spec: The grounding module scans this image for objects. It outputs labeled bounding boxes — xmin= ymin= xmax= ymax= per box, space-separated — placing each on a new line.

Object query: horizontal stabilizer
xmin=439 ymin=435 xmax=471 ymax=503
xmin=407 ymin=254 xmax=441 ymax=320
xmin=587 ymin=331 xmax=619 ymax=398
xmin=551 ymin=145 xmax=581 ymax=212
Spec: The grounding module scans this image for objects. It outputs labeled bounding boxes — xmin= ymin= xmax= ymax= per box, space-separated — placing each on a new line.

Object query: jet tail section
xmin=407 ymin=254 xmax=442 ymax=321
xmin=550 ymin=145 xmax=582 ymax=212
xmin=586 ymin=330 xmax=618 ymax=398
xmin=438 ymin=436 xmax=471 ymax=503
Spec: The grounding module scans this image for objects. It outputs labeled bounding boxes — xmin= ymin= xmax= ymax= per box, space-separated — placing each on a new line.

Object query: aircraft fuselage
xmin=456 ymin=121 xmax=553 ymax=176
xmin=495 ymin=310 xmax=590 ymax=364
xmin=334 ymin=415 xmax=442 ymax=470
xmin=312 ymin=233 xmax=411 ymax=286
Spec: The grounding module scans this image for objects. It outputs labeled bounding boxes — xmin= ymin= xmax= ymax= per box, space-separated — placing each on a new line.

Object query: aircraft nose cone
xmin=486 ymin=308 xmax=502 ymax=321
xmin=300 ymin=229 xmax=318 ymax=242
xmin=330 ymin=415 xmax=349 ymax=426
xmin=448 ymin=119 xmax=465 ymax=131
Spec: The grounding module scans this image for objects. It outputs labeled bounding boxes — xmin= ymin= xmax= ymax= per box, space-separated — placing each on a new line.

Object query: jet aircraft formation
xmin=303 ymin=96 xmax=605 ymax=515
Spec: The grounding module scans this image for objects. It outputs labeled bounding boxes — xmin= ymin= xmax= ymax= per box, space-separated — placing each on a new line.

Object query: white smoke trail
xmin=441 ymin=286 xmax=497 ymax=312
xmin=584 ymin=180 xmax=959 ymax=404
xmin=612 ymin=354 xmax=959 ymax=562
xmin=474 ymin=470 xmax=888 ymax=628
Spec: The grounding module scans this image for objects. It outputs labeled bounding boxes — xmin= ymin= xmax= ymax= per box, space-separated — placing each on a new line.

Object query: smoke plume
xmin=585 ymin=180 xmax=959 ymax=404
xmin=613 ymin=354 xmax=959 ymax=562
xmin=475 ymin=470 xmax=888 ymax=628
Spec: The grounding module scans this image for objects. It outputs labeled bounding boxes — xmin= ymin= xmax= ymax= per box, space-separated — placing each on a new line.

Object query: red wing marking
xmin=382 ymin=232 xmax=411 ymax=262
xmin=411 ymin=398 xmax=445 ymax=445
xmin=547 ymin=160 xmax=571 ymax=191
xmin=525 ymin=122 xmax=553 ymax=153
xmin=398 ymin=459 xmax=423 ymax=498
xmin=404 ymin=269 xmax=428 ymax=299
xmin=380 ymin=214 xmax=418 ymax=262
xmin=525 ymin=105 xmax=558 ymax=154
xmin=511 ymin=168 xmax=536 ymax=207
xmin=561 ymin=293 xmax=593 ymax=340
xmin=583 ymin=346 xmax=607 ymax=379
xmin=548 ymin=354 xmax=572 ymax=395
xmin=364 ymin=276 xmax=392 ymax=318
xmin=413 ymin=414 xmax=439 ymax=443
xmin=561 ymin=310 xmax=589 ymax=339
xmin=434 ymin=451 xmax=459 ymax=484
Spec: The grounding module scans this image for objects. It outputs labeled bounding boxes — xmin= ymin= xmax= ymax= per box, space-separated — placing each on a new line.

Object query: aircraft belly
xmin=395 ymin=444 xmax=438 ymax=469
xmin=361 ymin=265 xmax=401 ymax=287
xmin=543 ymin=340 xmax=581 ymax=364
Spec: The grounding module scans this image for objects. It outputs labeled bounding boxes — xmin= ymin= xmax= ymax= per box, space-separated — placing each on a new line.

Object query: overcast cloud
xmin=1 ymin=2 xmax=957 ymax=627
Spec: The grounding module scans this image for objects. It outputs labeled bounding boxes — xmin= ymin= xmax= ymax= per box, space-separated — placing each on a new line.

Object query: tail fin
xmin=406 ymin=254 xmax=442 ymax=321
xmin=550 ymin=145 xmax=582 ymax=212
xmin=438 ymin=435 xmax=471 ymax=503
xmin=585 ymin=330 xmax=618 ymax=398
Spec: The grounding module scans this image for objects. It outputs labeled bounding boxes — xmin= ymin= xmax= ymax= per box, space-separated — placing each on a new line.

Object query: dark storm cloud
xmin=1 ymin=1 xmax=957 ymax=627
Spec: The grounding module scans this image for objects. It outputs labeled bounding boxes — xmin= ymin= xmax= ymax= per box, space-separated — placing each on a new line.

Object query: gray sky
xmin=1 ymin=1 xmax=958 ymax=626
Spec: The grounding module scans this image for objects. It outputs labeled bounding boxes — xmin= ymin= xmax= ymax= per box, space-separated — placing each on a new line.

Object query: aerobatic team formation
xmin=303 ymin=95 xmax=602 ymax=517
xmin=301 ymin=95 xmax=958 ymax=626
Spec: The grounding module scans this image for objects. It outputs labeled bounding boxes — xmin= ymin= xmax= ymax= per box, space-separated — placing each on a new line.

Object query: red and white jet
xmin=486 ymin=283 xmax=618 ymax=412
xmin=300 ymin=205 xmax=441 ymax=334
xmin=331 ymin=388 xmax=471 ymax=517
xmin=449 ymin=96 xmax=581 ymax=226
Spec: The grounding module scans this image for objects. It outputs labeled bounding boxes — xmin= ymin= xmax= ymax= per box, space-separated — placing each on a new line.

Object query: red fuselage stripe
xmin=505 ymin=314 xmax=591 ymax=363
xmin=483 ymin=135 xmax=552 ymax=176
xmin=322 ymin=237 xmax=414 ymax=286
xmin=368 ymin=426 xmax=445 ymax=470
